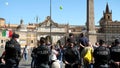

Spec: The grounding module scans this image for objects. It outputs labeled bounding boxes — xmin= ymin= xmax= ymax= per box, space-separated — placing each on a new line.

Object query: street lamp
xmin=50 ymin=0 xmax=52 ymax=44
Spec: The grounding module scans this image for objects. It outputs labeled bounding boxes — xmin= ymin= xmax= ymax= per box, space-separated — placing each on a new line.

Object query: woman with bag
xmin=81 ymin=41 xmax=94 ymax=68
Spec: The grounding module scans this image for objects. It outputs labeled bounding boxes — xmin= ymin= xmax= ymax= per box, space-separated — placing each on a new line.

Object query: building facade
xmin=98 ymin=3 xmax=120 ymax=44
xmin=0 ymin=16 xmax=82 ymax=47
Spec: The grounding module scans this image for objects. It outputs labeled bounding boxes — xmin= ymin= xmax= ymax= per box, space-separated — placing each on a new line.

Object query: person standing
xmin=4 ymin=33 xmax=21 ymax=68
xmin=63 ymin=39 xmax=80 ymax=68
xmin=78 ymin=33 xmax=89 ymax=67
xmin=57 ymin=45 xmax=64 ymax=68
xmin=93 ymin=39 xmax=110 ymax=68
xmin=110 ymin=39 xmax=120 ymax=68
xmin=49 ymin=45 xmax=60 ymax=68
xmin=23 ymin=45 xmax=29 ymax=61
xmin=34 ymin=37 xmax=50 ymax=68
xmin=50 ymin=45 xmax=58 ymax=62
xmin=67 ymin=33 xmax=77 ymax=45
xmin=78 ymin=33 xmax=89 ymax=53
xmin=81 ymin=41 xmax=94 ymax=68
xmin=31 ymin=46 xmax=37 ymax=68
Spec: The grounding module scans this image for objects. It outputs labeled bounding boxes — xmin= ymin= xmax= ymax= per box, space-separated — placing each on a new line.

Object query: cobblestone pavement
xmin=19 ymin=55 xmax=31 ymax=68
xmin=19 ymin=49 xmax=32 ymax=68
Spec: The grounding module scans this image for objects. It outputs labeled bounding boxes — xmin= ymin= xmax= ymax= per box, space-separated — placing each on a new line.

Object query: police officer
xmin=34 ymin=37 xmax=50 ymax=68
xmin=110 ymin=39 xmax=120 ymax=68
xmin=93 ymin=39 xmax=110 ymax=68
xmin=5 ymin=33 xmax=21 ymax=68
xmin=63 ymin=38 xmax=80 ymax=68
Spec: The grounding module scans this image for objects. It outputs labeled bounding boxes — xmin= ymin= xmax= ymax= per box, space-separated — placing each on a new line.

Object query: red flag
xmin=9 ymin=30 xmax=13 ymax=37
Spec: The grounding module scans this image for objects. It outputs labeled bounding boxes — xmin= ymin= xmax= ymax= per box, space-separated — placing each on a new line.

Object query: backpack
xmin=84 ymin=48 xmax=93 ymax=63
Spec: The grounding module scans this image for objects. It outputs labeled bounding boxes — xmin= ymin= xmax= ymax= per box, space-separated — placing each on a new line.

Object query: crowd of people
xmin=0 ymin=32 xmax=120 ymax=68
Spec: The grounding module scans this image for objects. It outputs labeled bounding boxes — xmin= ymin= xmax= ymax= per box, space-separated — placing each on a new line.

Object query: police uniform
xmin=93 ymin=46 xmax=110 ymax=68
xmin=34 ymin=45 xmax=50 ymax=68
xmin=110 ymin=39 xmax=120 ymax=68
xmin=5 ymin=33 xmax=21 ymax=68
xmin=63 ymin=43 xmax=80 ymax=68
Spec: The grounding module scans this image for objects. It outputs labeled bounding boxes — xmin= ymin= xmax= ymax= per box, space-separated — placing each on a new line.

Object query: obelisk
xmin=87 ymin=0 xmax=96 ymax=44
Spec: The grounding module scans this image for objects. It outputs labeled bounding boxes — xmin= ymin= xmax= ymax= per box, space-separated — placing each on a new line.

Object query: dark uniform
xmin=110 ymin=39 xmax=120 ymax=68
xmin=31 ymin=47 xmax=37 ymax=68
xmin=63 ymin=42 xmax=80 ymax=68
xmin=34 ymin=45 xmax=50 ymax=68
xmin=5 ymin=33 xmax=21 ymax=68
xmin=93 ymin=40 xmax=110 ymax=68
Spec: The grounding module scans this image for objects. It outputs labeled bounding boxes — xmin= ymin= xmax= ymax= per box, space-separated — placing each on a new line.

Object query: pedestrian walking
xmin=23 ymin=45 xmax=29 ymax=61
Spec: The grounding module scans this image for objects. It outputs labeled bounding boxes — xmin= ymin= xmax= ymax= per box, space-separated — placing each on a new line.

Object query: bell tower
xmin=103 ymin=3 xmax=112 ymax=21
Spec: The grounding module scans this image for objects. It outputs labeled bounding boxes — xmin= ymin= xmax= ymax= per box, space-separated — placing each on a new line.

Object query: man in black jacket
xmin=5 ymin=33 xmax=21 ymax=68
xmin=34 ymin=37 xmax=50 ymax=68
xmin=93 ymin=39 xmax=110 ymax=68
xmin=63 ymin=39 xmax=80 ymax=68
xmin=110 ymin=39 xmax=120 ymax=68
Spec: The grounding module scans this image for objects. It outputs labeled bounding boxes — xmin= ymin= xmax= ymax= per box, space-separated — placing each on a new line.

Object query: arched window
xmin=108 ymin=15 xmax=110 ymax=19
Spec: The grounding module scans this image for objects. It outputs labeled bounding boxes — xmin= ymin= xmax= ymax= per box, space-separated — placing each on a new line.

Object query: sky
xmin=0 ymin=0 xmax=120 ymax=26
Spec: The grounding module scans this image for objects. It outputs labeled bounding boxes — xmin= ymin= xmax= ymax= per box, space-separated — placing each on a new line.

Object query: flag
xmin=9 ymin=30 xmax=13 ymax=37
xmin=59 ymin=6 xmax=63 ymax=10
xmin=2 ymin=30 xmax=13 ymax=37
xmin=2 ymin=30 xmax=6 ymax=37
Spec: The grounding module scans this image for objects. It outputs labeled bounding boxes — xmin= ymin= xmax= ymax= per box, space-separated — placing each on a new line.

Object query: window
xmin=1 ymin=40 xmax=3 ymax=43
xmin=31 ymin=40 xmax=33 ymax=43
xmin=108 ymin=16 xmax=110 ymax=19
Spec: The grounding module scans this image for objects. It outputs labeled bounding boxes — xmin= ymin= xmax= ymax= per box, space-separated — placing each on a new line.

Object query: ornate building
xmin=98 ymin=3 xmax=120 ymax=44
xmin=0 ymin=16 xmax=82 ymax=47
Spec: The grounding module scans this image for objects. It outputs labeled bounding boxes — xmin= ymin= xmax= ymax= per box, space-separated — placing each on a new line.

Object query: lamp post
xmin=50 ymin=0 xmax=52 ymax=44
